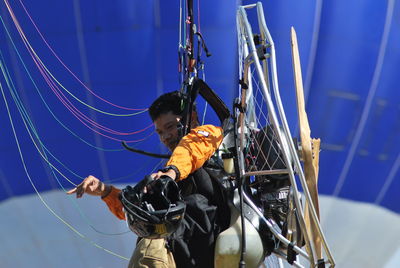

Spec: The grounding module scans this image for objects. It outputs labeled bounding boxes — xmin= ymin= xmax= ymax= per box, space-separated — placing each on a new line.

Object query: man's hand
xmin=151 ymin=168 xmax=177 ymax=180
xmin=66 ymin=175 xmax=111 ymax=198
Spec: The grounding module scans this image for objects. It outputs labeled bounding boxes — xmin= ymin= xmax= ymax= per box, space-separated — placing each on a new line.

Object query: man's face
xmin=154 ymin=111 xmax=181 ymax=151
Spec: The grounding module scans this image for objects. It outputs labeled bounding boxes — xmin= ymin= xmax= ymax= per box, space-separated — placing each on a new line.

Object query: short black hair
xmin=148 ymin=91 xmax=198 ymax=122
xmin=148 ymin=91 xmax=184 ymax=122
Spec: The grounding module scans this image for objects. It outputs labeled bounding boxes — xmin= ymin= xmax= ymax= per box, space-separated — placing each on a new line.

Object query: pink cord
xmin=18 ymin=0 xmax=146 ymax=111
xmin=4 ymin=0 xmax=154 ymax=141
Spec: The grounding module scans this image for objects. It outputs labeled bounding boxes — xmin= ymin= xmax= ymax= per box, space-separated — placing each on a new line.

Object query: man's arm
xmin=67 ymin=124 xmax=223 ymax=219
xmin=66 ymin=175 xmax=125 ymax=220
xmin=165 ymin=124 xmax=223 ymax=181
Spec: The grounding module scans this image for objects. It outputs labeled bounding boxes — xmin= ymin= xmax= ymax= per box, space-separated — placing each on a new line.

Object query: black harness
xmin=168 ymin=162 xmax=231 ymax=268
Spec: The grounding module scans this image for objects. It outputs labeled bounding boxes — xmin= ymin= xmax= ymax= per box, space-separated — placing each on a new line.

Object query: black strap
xmin=239 ymin=78 xmax=248 ymax=89
xmin=121 ymin=141 xmax=170 ymax=159
xmin=193 ymin=78 xmax=230 ymax=123
xmin=287 ymin=242 xmax=297 ymax=264
xmin=234 ymin=101 xmax=246 ymax=114
xmin=317 ymin=258 xmax=326 ymax=268
xmin=195 ymin=31 xmax=211 ymax=57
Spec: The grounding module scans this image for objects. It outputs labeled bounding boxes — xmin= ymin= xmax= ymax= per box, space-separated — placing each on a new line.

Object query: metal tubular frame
xmin=236 ymin=2 xmax=335 ymax=267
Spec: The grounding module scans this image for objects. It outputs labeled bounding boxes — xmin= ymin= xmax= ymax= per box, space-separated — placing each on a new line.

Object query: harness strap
xmin=317 ymin=258 xmax=326 ymax=268
xmin=287 ymin=242 xmax=297 ymax=264
xmin=193 ymin=78 xmax=230 ymax=123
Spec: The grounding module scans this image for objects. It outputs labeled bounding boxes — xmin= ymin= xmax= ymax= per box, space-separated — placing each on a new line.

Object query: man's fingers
xmin=151 ymin=171 xmax=162 ymax=180
xmin=89 ymin=182 xmax=100 ymax=192
xmin=66 ymin=188 xmax=77 ymax=195
xmin=65 ymin=176 xmax=104 ymax=198
xmin=67 ymin=180 xmax=85 ymax=197
xmin=77 ymin=179 xmax=91 ymax=198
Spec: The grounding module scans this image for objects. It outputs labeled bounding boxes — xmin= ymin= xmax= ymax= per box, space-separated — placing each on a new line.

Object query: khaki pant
xmin=128 ymin=238 xmax=176 ymax=268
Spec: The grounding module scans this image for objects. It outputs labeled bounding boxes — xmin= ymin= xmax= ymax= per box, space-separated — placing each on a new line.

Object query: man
xmin=67 ymin=91 xmax=229 ymax=268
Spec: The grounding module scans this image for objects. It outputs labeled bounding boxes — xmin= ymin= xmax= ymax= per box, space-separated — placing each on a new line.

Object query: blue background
xmin=0 ymin=0 xmax=399 ymax=214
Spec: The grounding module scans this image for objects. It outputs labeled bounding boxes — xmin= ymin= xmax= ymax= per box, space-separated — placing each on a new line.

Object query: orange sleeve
xmin=166 ymin=124 xmax=223 ymax=181
xmin=101 ymin=186 xmax=125 ymax=220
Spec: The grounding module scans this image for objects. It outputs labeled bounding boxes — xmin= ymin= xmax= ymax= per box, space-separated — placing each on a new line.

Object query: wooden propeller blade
xmin=290 ymin=26 xmax=322 ymax=260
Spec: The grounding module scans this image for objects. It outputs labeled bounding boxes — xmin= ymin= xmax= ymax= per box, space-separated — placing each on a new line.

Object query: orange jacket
xmin=102 ymin=124 xmax=223 ymax=220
